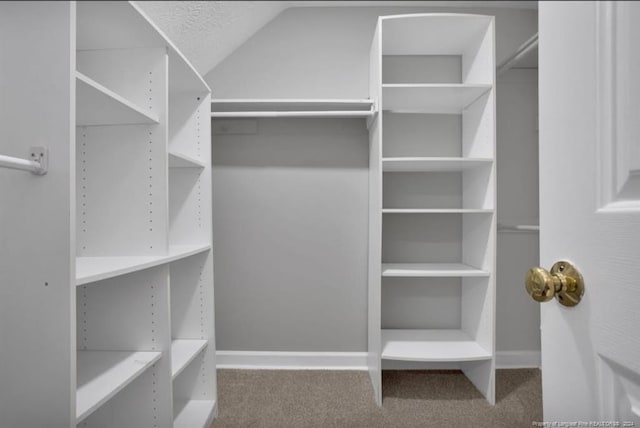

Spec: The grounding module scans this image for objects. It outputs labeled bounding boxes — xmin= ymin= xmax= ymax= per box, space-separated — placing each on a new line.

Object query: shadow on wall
xmin=212 ymin=117 xmax=369 ymax=169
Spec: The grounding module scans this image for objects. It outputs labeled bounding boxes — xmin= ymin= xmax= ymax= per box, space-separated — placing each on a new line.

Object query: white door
xmin=539 ymin=1 xmax=640 ymax=423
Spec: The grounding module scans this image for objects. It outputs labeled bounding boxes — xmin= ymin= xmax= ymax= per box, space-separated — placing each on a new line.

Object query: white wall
xmin=209 ymin=6 xmax=540 ymax=358
xmin=212 ymin=118 xmax=369 ymax=351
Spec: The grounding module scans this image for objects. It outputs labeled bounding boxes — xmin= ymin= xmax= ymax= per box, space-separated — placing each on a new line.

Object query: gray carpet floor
xmin=211 ymin=368 xmax=542 ymax=427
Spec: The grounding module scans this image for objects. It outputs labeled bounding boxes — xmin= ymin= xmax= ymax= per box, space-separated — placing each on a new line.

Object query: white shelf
xmin=381 ymin=14 xmax=494 ymax=56
xmin=382 ymin=157 xmax=492 ymax=172
xmin=382 ymin=208 xmax=493 ymax=214
xmin=382 ymin=84 xmax=491 ymax=113
xmin=173 ymin=400 xmax=216 ymax=428
xmin=76 ymin=71 xmax=159 ymax=126
xmin=169 ymin=152 xmax=206 ymax=169
xmin=381 ymin=329 xmax=492 ymax=362
xmin=76 ymin=350 xmax=162 ymax=423
xmin=382 ymin=263 xmax=489 ymax=278
xmin=171 ymin=340 xmax=208 ymax=380
xmin=211 ymin=98 xmax=374 ymax=118
xmin=76 ymin=244 xmax=211 ymax=286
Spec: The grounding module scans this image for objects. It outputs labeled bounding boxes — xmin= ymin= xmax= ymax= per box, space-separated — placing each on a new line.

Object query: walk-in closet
xmin=1 ymin=2 xmax=543 ymax=427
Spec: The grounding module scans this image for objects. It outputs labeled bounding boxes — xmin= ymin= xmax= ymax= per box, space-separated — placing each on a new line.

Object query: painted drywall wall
xmin=210 ymin=7 xmax=540 ymax=357
xmin=205 ymin=6 xmax=537 ymax=99
xmin=212 ymin=118 xmax=369 ymax=351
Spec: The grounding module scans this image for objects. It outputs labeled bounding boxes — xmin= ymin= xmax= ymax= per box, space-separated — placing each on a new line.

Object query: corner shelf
xmin=381 ymin=329 xmax=492 ymax=362
xmin=171 ymin=340 xmax=208 ymax=380
xmin=382 ymin=208 xmax=493 ymax=214
xmin=76 ymin=350 xmax=162 ymax=423
xmin=173 ymin=400 xmax=217 ymax=428
xmin=382 ymin=157 xmax=492 ymax=172
xmin=76 ymin=244 xmax=211 ymax=286
xmin=382 ymin=263 xmax=489 ymax=278
xmin=169 ymin=152 xmax=206 ymax=169
xmin=382 ymin=84 xmax=491 ymax=113
xmin=76 ymin=71 xmax=159 ymax=126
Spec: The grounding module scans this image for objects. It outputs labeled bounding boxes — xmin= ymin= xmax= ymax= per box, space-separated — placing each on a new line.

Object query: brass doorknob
xmin=525 ymin=261 xmax=584 ymax=307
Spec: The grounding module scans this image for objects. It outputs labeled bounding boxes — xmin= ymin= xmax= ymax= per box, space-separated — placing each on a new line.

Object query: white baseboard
xmin=216 ymin=350 xmax=540 ymax=370
xmin=216 ymin=351 xmax=368 ymax=370
xmin=496 ymin=350 xmax=541 ymax=368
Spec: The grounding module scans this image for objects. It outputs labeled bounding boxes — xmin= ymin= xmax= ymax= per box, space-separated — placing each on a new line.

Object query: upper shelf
xmin=76 ymin=1 xmax=209 ymax=94
xmin=381 ymin=14 xmax=494 ymax=56
xmin=382 ymin=84 xmax=491 ymax=113
xmin=211 ymin=99 xmax=375 ymax=118
xmin=76 ymin=71 xmax=159 ymax=126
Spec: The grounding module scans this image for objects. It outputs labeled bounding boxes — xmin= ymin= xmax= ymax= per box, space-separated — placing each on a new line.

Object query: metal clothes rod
xmin=496 ymin=33 xmax=538 ymax=76
xmin=211 ymin=110 xmax=375 ymax=118
xmin=497 ymin=223 xmax=539 ymax=232
xmin=0 ymin=146 xmax=48 ymax=175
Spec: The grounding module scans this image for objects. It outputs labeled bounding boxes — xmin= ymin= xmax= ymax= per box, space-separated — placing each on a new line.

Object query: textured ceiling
xmin=135 ymin=1 xmax=288 ymax=75
xmin=135 ymin=1 xmax=537 ymax=76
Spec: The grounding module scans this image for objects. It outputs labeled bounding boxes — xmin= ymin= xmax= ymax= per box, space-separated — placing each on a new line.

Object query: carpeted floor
xmin=211 ymin=369 xmax=542 ymax=427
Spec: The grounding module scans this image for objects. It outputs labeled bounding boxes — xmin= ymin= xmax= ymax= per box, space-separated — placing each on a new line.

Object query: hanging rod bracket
xmin=0 ymin=146 xmax=48 ymax=175
xmin=28 ymin=146 xmax=48 ymax=175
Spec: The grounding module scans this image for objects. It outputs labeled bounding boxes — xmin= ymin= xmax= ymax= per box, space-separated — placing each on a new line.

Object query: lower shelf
xmin=171 ymin=339 xmax=208 ymax=380
xmin=174 ymin=400 xmax=216 ymax=428
xmin=381 ymin=329 xmax=492 ymax=362
xmin=76 ymin=350 xmax=162 ymax=423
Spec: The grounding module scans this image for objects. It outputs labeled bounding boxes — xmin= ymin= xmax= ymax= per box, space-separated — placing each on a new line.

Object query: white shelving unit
xmin=368 ymin=13 xmax=496 ymax=406
xmin=0 ymin=3 xmax=216 ymax=427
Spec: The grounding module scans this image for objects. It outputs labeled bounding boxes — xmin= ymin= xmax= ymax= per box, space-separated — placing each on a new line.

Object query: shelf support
xmin=0 ymin=146 xmax=48 ymax=175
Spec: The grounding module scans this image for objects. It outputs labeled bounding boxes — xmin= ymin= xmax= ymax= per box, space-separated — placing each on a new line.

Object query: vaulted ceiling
xmin=135 ymin=1 xmax=537 ymax=76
